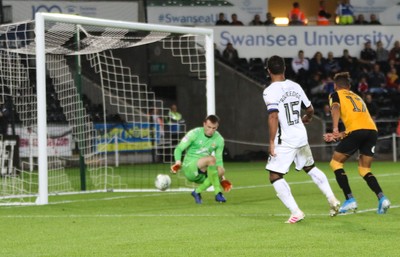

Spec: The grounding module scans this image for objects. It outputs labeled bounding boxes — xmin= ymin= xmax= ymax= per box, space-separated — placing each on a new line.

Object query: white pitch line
xmin=1 ymin=205 xmax=398 ymax=219
xmin=2 ymin=172 xmax=397 ymax=209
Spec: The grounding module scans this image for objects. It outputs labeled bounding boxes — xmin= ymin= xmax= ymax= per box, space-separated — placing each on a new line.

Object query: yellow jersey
xmin=329 ymin=89 xmax=377 ymax=133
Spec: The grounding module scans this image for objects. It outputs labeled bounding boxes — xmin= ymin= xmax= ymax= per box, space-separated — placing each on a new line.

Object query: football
xmin=154 ymin=174 xmax=171 ymax=191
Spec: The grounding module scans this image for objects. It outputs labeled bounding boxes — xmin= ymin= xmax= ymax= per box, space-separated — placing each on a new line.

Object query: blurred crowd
xmin=213 ymin=0 xmax=398 ymax=123
xmin=216 ymin=39 xmax=400 ymax=123
xmin=215 ymin=1 xmax=382 ymax=27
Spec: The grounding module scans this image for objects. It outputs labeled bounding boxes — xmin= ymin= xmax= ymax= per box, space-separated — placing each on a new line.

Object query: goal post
xmin=0 ymin=13 xmax=215 ymax=205
xmin=35 ymin=13 xmax=48 ymax=205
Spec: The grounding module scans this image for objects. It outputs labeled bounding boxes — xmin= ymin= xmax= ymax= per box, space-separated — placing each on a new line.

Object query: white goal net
xmin=0 ymin=13 xmax=214 ymax=205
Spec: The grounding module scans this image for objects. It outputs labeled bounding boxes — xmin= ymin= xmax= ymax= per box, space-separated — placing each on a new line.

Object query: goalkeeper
xmin=171 ymin=115 xmax=231 ymax=204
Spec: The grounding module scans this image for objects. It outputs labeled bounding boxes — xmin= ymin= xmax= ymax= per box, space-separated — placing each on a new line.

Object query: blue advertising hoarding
xmin=94 ymin=123 xmax=160 ymax=153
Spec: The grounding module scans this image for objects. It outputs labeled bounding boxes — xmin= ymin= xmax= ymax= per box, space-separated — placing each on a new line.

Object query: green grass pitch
xmin=0 ymin=161 xmax=398 ymax=257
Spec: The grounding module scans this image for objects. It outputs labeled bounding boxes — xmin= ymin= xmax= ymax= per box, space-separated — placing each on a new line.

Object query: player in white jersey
xmin=263 ymin=55 xmax=340 ymax=223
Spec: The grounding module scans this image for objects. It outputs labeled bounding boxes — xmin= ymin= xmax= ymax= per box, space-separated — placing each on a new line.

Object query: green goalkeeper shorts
xmin=182 ymin=159 xmax=207 ymax=184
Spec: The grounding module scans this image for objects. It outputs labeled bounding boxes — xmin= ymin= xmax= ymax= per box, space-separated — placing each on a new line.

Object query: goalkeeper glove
xmin=220 ymin=179 xmax=232 ymax=192
xmin=170 ymin=163 xmax=181 ymax=174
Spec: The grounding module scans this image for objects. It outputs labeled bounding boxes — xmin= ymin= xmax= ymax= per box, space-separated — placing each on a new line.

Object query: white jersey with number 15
xmin=263 ymin=79 xmax=311 ymax=148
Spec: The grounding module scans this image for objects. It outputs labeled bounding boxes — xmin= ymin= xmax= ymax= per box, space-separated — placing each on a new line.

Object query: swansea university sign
xmin=212 ymin=26 xmax=399 ymax=59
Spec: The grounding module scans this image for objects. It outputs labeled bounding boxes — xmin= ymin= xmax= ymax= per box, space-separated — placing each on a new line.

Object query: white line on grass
xmin=1 ymin=205 xmax=398 ymax=219
xmin=5 ymin=172 xmax=395 ymax=206
xmin=2 ymin=173 xmax=397 ymax=217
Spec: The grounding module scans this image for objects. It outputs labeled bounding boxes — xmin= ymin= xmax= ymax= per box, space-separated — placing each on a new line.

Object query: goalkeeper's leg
xmin=195 ymin=166 xmax=222 ymax=194
xmin=195 ymin=156 xmax=223 ymax=194
xmin=192 ymin=169 xmax=226 ymax=203
xmin=195 ymin=177 xmax=211 ymax=193
xmin=195 ymin=156 xmax=226 ymax=202
xmin=207 ymin=165 xmax=222 ymax=194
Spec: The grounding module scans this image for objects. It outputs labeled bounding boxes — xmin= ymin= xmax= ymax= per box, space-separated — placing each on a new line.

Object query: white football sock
xmin=308 ymin=167 xmax=335 ymax=200
xmin=273 ymin=178 xmax=301 ymax=214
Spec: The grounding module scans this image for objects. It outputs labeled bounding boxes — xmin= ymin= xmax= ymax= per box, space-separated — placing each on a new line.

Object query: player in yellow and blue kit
xmin=324 ymin=72 xmax=390 ymax=214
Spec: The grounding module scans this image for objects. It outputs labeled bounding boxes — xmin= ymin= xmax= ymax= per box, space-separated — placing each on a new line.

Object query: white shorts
xmin=265 ymin=144 xmax=314 ymax=174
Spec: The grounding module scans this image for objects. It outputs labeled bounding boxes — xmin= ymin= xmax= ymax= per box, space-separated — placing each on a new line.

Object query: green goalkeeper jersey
xmin=174 ymin=127 xmax=225 ymax=167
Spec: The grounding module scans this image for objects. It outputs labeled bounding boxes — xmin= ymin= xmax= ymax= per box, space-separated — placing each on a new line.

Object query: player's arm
xmin=323 ymin=131 xmax=346 ymax=142
xmin=302 ymin=104 xmax=314 ymax=124
xmin=171 ymin=147 xmax=183 ymax=173
xmin=216 ymin=146 xmax=231 ymax=192
xmin=173 ymin=130 xmax=194 ymax=161
xmin=214 ymin=138 xmax=225 ymax=167
xmin=268 ymin=110 xmax=279 ymax=157
xmin=300 ymin=85 xmax=313 ymax=124
xmin=215 ymin=138 xmax=232 ymax=191
xmin=331 ymin=103 xmax=341 ymax=132
xmin=171 ymin=132 xmax=193 ymax=173
xmin=323 ymin=103 xmax=346 ymax=142
xmin=329 ymin=92 xmax=342 ymax=138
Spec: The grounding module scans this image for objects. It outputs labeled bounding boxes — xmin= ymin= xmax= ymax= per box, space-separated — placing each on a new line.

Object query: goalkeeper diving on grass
xmin=171 ymin=114 xmax=232 ymax=204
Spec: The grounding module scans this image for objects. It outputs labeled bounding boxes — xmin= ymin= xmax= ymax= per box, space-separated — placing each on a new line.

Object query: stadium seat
xmin=236 ymin=58 xmax=250 ymax=73
xmin=249 ymin=58 xmax=264 ymax=68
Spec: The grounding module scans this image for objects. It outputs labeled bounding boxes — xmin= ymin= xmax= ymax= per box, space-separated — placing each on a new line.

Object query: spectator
xmin=359 ymin=41 xmax=377 ymax=71
xmin=168 ymin=104 xmax=185 ymax=136
xmin=230 ymin=13 xmax=244 ymax=26
xmin=320 ymin=103 xmax=332 ymax=121
xmin=249 ymin=14 xmax=263 ymax=25
xmin=309 ymin=51 xmax=326 ymax=77
xmin=149 ymin=108 xmax=165 ymax=138
xmin=386 ymin=67 xmax=399 ymax=92
xmin=367 ymin=63 xmax=387 ymax=94
xmin=322 ymin=74 xmax=335 ymax=94
xmin=215 ymin=12 xmax=230 ymax=25
xmin=354 ymin=14 xmax=368 ymax=25
xmin=308 ymin=72 xmax=324 ymax=96
xmin=168 ymin=104 xmax=184 ymax=124
xmin=364 ymin=93 xmax=379 ymax=120
xmin=357 ymin=65 xmax=370 ymax=90
xmin=336 ymin=0 xmax=354 ymax=25
xmin=324 ymin=51 xmax=341 ymax=76
xmin=222 ymin=42 xmax=239 ymax=65
xmin=376 ymin=40 xmax=389 ymax=73
xmin=288 ymin=13 xmax=305 ymax=26
xmin=369 ymin=13 xmax=381 ymax=25
xmin=264 ymin=12 xmax=276 ymax=26
xmin=288 ymin=2 xmax=306 ymax=25
xmin=389 ymin=40 xmax=400 ymax=73
xmin=309 ymin=72 xmax=334 ymax=96
xmin=339 ymin=49 xmax=359 ymax=77
xmin=214 ymin=43 xmax=221 ymax=59
xmin=317 ymin=0 xmax=332 ymax=25
xmin=291 ymin=50 xmax=309 ymax=87
xmin=387 ymin=58 xmax=397 ymax=73
xmin=357 ymin=75 xmax=369 ymax=94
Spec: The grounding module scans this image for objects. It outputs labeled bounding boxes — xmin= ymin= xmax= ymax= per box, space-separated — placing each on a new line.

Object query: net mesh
xmin=0 ymin=17 xmax=209 ymax=204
